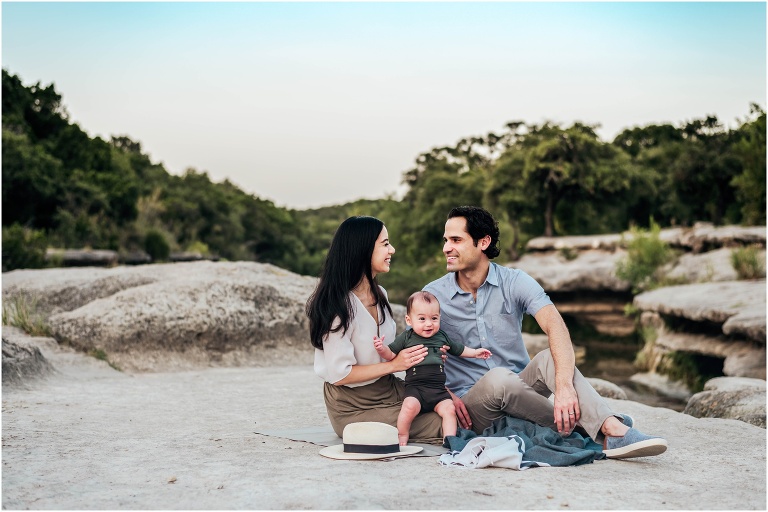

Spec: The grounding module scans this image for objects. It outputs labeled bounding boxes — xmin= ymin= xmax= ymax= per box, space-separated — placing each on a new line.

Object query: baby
xmin=374 ymin=290 xmax=492 ymax=445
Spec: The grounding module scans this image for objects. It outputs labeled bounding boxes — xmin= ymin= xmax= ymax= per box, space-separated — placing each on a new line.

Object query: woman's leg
xmin=323 ymin=376 xmax=443 ymax=444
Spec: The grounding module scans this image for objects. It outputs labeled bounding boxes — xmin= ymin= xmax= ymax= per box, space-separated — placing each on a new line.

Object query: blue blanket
xmin=444 ymin=416 xmax=606 ymax=467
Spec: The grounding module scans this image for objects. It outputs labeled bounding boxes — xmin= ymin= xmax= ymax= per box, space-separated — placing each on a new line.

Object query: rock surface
xmin=633 ymin=280 xmax=766 ymax=342
xmin=663 ymin=247 xmax=743 ymax=283
xmin=45 ymin=248 xmax=119 ymax=267
xmin=1 ymin=329 xmax=54 ymax=387
xmin=585 ymin=377 xmax=628 ymax=400
xmin=633 ymin=286 xmax=766 ymax=397
xmin=526 ymin=223 xmax=766 ymax=253
xmin=1 ymin=330 xmax=765 ymax=510
xmin=3 ymin=262 xmax=320 ymax=372
xmin=512 ymin=249 xmax=630 ymax=292
xmin=509 ymin=250 xmax=635 ymax=337
xmin=684 ymin=377 xmax=766 ymax=428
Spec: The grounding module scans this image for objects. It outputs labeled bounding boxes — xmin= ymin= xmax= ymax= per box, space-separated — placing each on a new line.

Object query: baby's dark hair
xmin=406 ymin=291 xmax=440 ymax=314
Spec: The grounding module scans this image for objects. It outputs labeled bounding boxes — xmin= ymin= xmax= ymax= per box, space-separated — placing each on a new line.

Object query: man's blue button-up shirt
xmin=423 ymin=263 xmax=553 ymax=397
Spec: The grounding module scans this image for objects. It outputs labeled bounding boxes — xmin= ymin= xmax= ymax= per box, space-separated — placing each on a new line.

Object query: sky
xmin=2 ymin=1 xmax=766 ymax=210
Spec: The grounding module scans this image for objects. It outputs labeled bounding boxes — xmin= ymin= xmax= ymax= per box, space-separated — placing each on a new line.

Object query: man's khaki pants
xmin=461 ymin=349 xmax=617 ymax=440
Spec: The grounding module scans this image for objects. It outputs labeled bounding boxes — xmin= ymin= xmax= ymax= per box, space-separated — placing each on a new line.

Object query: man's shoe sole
xmin=604 ymin=438 xmax=668 ymax=459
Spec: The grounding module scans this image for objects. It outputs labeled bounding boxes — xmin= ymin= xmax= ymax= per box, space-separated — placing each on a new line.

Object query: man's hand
xmin=448 ymin=389 xmax=472 ymax=430
xmin=438 ymin=345 xmax=449 ymax=363
xmin=553 ymin=383 xmax=580 ymax=434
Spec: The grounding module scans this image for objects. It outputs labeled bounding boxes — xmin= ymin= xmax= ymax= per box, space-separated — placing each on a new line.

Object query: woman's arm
xmin=333 ymin=344 xmax=428 ymax=386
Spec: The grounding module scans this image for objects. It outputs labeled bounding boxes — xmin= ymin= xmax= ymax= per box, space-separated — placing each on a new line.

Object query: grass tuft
xmin=2 ymin=295 xmax=52 ymax=337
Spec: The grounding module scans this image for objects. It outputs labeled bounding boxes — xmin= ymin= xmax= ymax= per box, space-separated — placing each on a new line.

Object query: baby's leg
xmin=434 ymin=399 xmax=458 ymax=439
xmin=397 ymin=397 xmax=422 ymax=446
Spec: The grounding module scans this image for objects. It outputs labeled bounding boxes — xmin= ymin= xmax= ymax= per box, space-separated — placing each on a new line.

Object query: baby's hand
xmin=373 ymin=336 xmax=386 ymax=354
xmin=476 ymin=348 xmax=492 ymax=359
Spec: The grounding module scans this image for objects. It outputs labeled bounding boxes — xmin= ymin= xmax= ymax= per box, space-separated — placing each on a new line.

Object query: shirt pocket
xmin=486 ymin=312 xmax=517 ymax=344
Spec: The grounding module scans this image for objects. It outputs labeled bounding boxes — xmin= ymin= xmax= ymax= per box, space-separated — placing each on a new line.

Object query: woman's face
xmin=371 ymin=226 xmax=395 ymax=277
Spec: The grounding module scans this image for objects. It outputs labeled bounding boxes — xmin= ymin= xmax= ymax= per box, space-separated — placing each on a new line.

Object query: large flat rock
xmin=526 ymin=224 xmax=766 ymax=253
xmin=633 ymin=280 xmax=766 ymax=342
xmin=652 ymin=330 xmax=766 ymax=379
xmin=2 ymin=333 xmax=765 ymax=510
xmin=3 ymin=262 xmax=320 ymax=372
xmin=511 ymin=249 xmax=630 ymax=292
xmin=684 ymin=377 xmax=766 ymax=428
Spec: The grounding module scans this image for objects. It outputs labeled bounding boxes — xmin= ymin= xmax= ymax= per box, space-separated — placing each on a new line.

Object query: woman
xmin=306 ymin=216 xmax=444 ymax=444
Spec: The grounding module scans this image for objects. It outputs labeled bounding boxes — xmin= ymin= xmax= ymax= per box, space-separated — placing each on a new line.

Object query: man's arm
xmin=534 ymin=304 xmax=580 ymax=434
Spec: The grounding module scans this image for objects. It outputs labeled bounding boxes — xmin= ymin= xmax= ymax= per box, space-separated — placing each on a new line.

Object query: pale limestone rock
xmin=2 ymin=327 xmax=54 ymax=387
xmin=45 ymin=248 xmax=119 ymax=267
xmin=684 ymin=377 xmax=766 ymax=428
xmin=633 ymin=280 xmax=766 ymax=339
xmin=585 ymin=377 xmax=627 ymax=400
xmin=663 ymin=248 xmax=741 ymax=283
xmin=525 ymin=234 xmax=623 ymax=252
xmin=512 ymin=249 xmax=630 ymax=293
xmin=651 ymin=330 xmax=765 ymax=379
xmin=3 ymin=262 xmax=320 ymax=372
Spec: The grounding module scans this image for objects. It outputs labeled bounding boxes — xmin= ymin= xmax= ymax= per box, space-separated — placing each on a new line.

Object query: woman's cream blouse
xmin=313 ymin=287 xmax=396 ymax=388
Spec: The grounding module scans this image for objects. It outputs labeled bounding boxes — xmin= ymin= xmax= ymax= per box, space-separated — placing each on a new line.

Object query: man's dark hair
xmin=447 ymin=206 xmax=501 ymax=259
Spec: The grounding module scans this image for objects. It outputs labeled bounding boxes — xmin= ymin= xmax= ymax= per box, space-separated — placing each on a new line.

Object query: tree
xmin=731 ymin=104 xmax=766 ymax=225
xmin=514 ymin=122 xmax=634 ymax=237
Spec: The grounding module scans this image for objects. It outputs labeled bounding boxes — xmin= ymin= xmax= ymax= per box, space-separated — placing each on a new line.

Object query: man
xmin=423 ymin=205 xmax=667 ymax=459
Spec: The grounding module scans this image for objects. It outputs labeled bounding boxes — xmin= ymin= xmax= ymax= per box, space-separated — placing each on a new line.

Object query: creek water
xmin=577 ymin=339 xmax=689 ymax=412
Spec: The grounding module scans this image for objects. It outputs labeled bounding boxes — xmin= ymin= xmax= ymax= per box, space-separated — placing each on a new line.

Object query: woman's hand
xmin=391 ymin=344 xmax=428 ymax=372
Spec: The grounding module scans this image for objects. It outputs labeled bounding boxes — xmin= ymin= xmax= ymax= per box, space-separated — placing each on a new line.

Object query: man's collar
xmin=486 ymin=262 xmax=500 ymax=287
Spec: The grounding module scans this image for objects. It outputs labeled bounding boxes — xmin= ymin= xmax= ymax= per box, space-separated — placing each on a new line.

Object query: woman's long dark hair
xmin=305 ymin=216 xmax=393 ymax=349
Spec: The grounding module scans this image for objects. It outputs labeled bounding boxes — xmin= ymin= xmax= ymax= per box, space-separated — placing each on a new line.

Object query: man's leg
xmin=519 ymin=349 xmax=617 ymax=440
xmin=460 ymin=366 xmax=557 ymax=434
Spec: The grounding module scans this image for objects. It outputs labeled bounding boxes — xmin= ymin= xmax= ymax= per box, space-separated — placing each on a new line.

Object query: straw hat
xmin=319 ymin=422 xmax=423 ymax=460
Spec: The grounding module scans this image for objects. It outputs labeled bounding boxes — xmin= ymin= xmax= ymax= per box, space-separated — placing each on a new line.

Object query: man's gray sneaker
xmin=603 ymin=427 xmax=668 ymax=459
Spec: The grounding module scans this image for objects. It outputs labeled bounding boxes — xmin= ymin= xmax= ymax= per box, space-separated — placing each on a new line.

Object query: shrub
xmin=144 ymin=229 xmax=170 ymax=262
xmin=731 ymin=245 xmax=765 ymax=280
xmin=2 ymin=224 xmax=47 ymax=272
xmin=185 ymin=240 xmax=210 ymax=256
xmin=615 ymin=220 xmax=674 ymax=293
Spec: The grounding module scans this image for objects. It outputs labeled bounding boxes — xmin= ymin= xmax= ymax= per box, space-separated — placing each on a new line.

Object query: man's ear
xmin=478 ymin=235 xmax=492 ymax=251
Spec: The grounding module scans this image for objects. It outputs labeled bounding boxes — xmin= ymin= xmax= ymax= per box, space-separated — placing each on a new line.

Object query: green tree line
xmin=3 ymin=69 xmax=765 ymax=303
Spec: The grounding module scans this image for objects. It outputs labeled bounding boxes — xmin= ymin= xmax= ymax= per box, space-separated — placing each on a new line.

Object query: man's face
xmin=405 ymin=299 xmax=441 ymax=338
xmin=442 ymin=216 xmax=486 ymax=272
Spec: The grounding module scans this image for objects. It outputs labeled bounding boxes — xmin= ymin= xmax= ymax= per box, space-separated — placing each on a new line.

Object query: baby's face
xmin=406 ymin=299 xmax=441 ymax=338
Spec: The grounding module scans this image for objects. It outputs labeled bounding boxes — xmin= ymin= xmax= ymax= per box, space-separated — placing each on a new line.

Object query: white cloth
xmin=313 ymin=287 xmax=397 ymax=388
xmin=438 ymin=436 xmax=549 ymax=470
